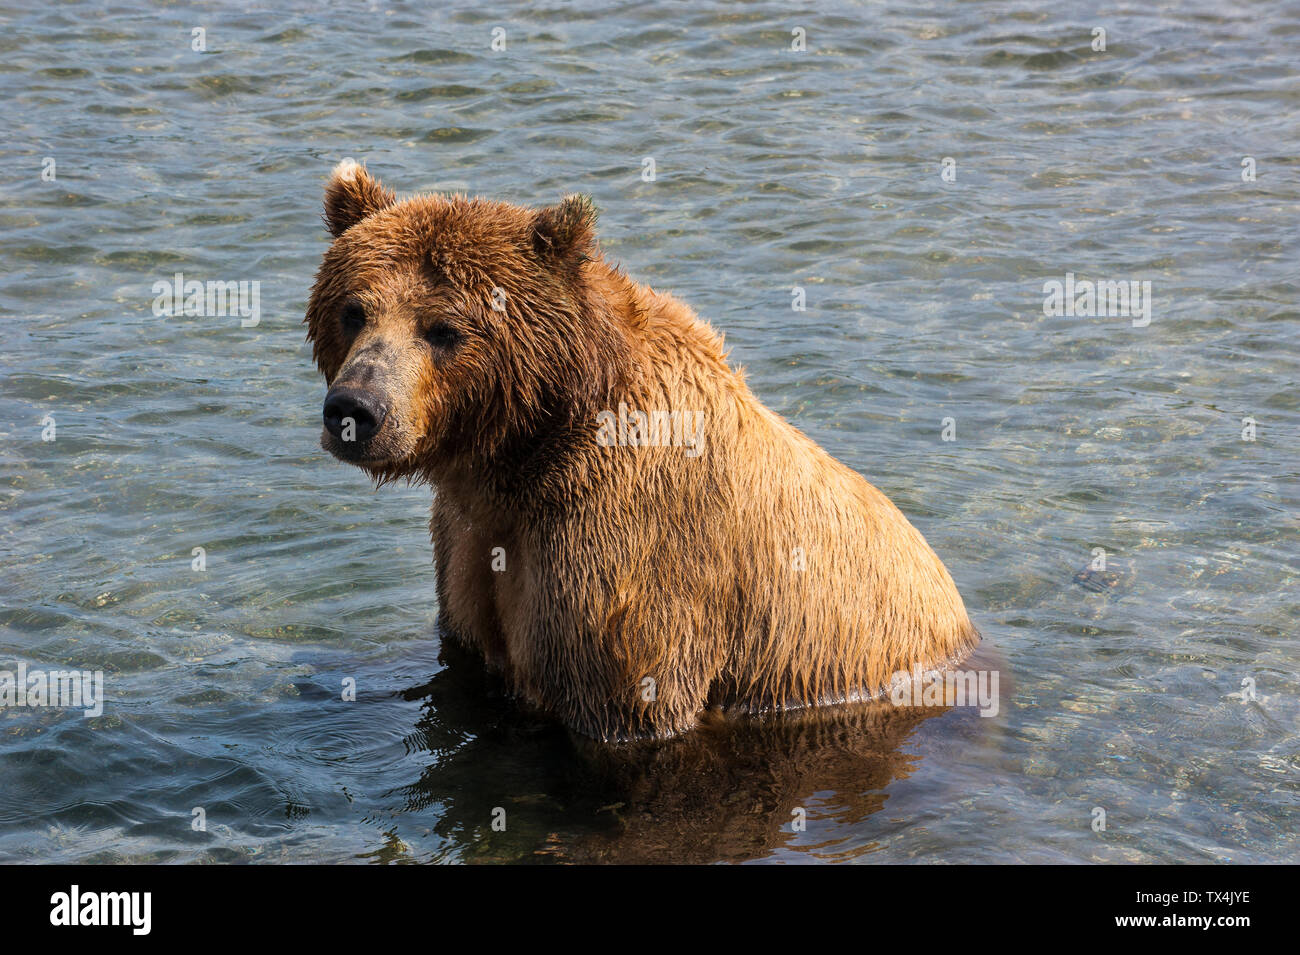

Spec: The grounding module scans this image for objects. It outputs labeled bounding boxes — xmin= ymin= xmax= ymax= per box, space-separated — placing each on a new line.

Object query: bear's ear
xmin=323 ymin=160 xmax=396 ymax=238
xmin=532 ymin=194 xmax=597 ymax=264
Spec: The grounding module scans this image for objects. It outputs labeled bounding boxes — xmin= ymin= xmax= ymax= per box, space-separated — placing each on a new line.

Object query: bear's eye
xmin=423 ymin=322 xmax=461 ymax=351
xmin=340 ymin=302 xmax=366 ymax=334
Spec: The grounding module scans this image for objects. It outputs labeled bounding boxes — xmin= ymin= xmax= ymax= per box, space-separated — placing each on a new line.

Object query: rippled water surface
xmin=1 ymin=0 xmax=1297 ymax=863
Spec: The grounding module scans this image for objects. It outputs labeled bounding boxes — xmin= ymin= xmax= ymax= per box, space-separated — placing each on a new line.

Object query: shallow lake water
xmin=0 ymin=0 xmax=1296 ymax=863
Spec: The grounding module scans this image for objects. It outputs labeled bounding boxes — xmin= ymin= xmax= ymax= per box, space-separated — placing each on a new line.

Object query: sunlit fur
xmin=305 ymin=161 xmax=979 ymax=741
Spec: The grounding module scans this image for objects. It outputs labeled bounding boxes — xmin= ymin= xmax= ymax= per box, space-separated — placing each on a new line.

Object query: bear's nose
xmin=323 ymin=387 xmax=388 ymax=442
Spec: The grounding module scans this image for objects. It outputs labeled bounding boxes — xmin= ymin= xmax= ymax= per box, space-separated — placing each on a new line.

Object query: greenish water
xmin=0 ymin=0 xmax=1296 ymax=863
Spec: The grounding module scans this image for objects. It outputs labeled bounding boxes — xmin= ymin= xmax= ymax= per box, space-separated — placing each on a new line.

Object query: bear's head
xmin=305 ymin=160 xmax=626 ymax=486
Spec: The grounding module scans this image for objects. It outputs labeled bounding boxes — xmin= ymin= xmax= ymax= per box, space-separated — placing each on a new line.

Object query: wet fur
xmin=306 ymin=161 xmax=979 ymax=741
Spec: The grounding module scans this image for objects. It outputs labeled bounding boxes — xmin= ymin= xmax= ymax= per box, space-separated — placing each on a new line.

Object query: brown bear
xmin=305 ymin=160 xmax=979 ymax=741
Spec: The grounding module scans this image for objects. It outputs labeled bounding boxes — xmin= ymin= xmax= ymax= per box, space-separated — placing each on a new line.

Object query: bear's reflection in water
xmin=394 ymin=638 xmax=992 ymax=864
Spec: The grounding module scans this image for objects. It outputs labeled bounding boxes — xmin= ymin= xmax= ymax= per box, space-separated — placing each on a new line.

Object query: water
xmin=1 ymin=0 xmax=1296 ymax=863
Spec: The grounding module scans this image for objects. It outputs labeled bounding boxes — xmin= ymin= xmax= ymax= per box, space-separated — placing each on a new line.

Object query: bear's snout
xmin=323 ymin=385 xmax=388 ymax=446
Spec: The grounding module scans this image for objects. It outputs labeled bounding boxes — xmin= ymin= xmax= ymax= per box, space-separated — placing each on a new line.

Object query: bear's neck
xmin=428 ymin=260 xmax=645 ymax=507
xmin=431 ymin=261 xmax=742 ymax=514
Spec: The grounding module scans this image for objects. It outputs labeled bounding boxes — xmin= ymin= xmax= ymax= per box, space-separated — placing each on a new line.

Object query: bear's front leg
xmin=498 ymin=580 xmax=724 ymax=741
xmin=430 ymin=494 xmax=511 ymax=671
